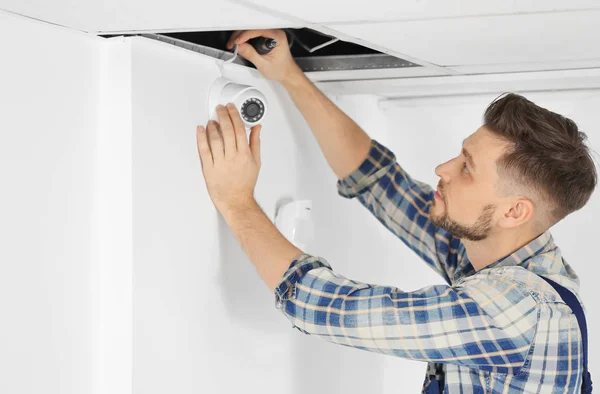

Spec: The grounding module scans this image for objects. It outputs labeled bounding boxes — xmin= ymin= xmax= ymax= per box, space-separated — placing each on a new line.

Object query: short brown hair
xmin=483 ymin=92 xmax=598 ymax=227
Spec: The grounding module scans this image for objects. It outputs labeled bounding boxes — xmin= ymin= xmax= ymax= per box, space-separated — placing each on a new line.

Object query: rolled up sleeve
xmin=274 ymin=253 xmax=333 ymax=310
xmin=336 ymin=139 xmax=397 ymax=199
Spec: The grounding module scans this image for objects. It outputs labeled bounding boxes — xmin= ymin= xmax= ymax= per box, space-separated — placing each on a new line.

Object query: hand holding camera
xmin=208 ymin=77 xmax=268 ymax=130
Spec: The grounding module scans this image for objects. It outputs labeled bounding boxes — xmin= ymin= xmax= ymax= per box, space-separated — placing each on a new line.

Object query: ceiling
xmin=0 ymin=0 xmax=298 ymax=33
xmin=2 ymin=0 xmax=600 ymax=77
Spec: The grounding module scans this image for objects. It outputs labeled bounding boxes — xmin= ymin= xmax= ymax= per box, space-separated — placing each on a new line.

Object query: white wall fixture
xmin=207 ymin=76 xmax=268 ymax=130
xmin=274 ymin=200 xmax=314 ymax=251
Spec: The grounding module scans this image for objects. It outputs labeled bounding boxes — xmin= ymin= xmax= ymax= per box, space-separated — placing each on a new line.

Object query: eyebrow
xmin=462 ymin=139 xmax=477 ymax=172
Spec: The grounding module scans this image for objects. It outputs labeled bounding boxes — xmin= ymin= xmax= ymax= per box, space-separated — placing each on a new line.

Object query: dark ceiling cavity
xmin=100 ymin=28 xmax=421 ymax=72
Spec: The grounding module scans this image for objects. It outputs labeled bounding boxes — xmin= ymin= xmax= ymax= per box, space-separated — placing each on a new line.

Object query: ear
xmin=498 ymin=198 xmax=535 ymax=229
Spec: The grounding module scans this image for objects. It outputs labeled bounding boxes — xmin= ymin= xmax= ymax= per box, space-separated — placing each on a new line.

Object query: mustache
xmin=437 ymin=183 xmax=445 ymax=195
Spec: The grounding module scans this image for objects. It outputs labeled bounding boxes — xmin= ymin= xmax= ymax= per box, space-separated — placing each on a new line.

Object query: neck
xmin=462 ymin=228 xmax=542 ymax=272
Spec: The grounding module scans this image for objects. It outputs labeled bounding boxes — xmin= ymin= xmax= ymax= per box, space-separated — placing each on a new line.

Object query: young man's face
xmin=430 ymin=126 xmax=512 ymax=241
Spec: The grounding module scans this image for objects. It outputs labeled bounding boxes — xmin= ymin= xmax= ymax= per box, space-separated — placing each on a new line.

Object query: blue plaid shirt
xmin=274 ymin=139 xmax=586 ymax=393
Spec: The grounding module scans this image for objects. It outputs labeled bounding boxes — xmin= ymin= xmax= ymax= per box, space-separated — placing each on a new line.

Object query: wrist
xmin=221 ymin=198 xmax=260 ymax=221
xmin=280 ymin=65 xmax=305 ymax=89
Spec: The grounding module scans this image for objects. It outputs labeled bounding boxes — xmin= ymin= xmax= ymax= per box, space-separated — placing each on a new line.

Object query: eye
xmin=462 ymin=162 xmax=470 ymax=174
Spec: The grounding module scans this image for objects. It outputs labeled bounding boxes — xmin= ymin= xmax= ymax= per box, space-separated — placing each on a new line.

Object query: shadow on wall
xmin=213 ymin=195 xmax=302 ymax=320
xmin=210 ymin=81 xmax=386 ymax=393
xmin=275 ymin=90 xmax=388 ymax=392
xmin=215 ymin=214 xmax=279 ymax=331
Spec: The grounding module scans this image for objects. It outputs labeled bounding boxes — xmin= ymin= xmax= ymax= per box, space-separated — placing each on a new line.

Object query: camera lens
xmin=245 ymin=103 xmax=260 ymax=117
xmin=241 ymin=98 xmax=265 ymax=123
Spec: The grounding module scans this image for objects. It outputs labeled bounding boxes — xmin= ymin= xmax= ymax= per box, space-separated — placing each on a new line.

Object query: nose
xmin=435 ymin=160 xmax=452 ymax=183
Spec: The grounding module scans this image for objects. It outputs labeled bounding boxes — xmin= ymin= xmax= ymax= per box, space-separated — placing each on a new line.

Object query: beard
xmin=431 ymin=196 xmax=496 ymax=241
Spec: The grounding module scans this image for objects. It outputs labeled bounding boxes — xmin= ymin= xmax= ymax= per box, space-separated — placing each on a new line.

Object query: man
xmin=195 ymin=29 xmax=596 ymax=393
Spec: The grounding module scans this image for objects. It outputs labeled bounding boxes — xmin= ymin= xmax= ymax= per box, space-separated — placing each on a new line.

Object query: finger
xmin=236 ymin=43 xmax=265 ymax=66
xmin=196 ymin=125 xmax=213 ymax=167
xmin=226 ymin=103 xmax=249 ymax=153
xmin=230 ymin=29 xmax=276 ymax=47
xmin=249 ymin=125 xmax=262 ymax=167
xmin=226 ymin=30 xmax=244 ymax=49
xmin=216 ymin=105 xmax=237 ymax=158
xmin=206 ymin=120 xmax=224 ymax=162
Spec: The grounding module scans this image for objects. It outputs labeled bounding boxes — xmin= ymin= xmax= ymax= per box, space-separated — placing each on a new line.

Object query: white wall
xmin=2 ymin=11 xmax=598 ymax=394
xmin=128 ymin=36 xmax=393 ymax=394
xmin=95 ymin=36 xmax=134 ymax=394
xmin=0 ymin=11 xmax=103 ymax=394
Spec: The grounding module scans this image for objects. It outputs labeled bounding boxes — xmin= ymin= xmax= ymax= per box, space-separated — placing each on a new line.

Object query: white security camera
xmin=208 ymin=77 xmax=268 ymax=130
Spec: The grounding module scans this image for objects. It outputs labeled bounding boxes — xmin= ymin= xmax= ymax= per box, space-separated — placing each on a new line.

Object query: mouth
xmin=435 ymin=186 xmax=444 ymax=200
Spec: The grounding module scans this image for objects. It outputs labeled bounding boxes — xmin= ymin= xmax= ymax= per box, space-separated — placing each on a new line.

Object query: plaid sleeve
xmin=275 ymin=263 xmax=539 ymax=374
xmin=274 ymin=253 xmax=332 ymax=309
xmin=337 ymin=139 xmax=462 ymax=284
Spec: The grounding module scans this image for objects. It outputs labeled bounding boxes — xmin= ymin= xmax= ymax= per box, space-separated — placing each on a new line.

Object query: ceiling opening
xmin=100 ymin=28 xmax=421 ymax=73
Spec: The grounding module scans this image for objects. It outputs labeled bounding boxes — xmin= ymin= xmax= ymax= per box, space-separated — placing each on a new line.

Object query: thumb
xmin=236 ymin=43 xmax=263 ymax=66
xmin=249 ymin=125 xmax=262 ymax=166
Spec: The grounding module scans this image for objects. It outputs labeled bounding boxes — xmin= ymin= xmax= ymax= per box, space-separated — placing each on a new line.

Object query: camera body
xmin=208 ymin=77 xmax=268 ymax=130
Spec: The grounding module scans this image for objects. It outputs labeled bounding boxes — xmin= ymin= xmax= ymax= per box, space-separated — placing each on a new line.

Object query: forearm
xmin=222 ymin=199 xmax=304 ymax=293
xmin=281 ymin=70 xmax=372 ymax=180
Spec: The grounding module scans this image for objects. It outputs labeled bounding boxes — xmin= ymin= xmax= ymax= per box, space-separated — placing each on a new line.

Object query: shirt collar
xmin=455 ymin=230 xmax=555 ymax=281
xmin=484 ymin=230 xmax=554 ymax=271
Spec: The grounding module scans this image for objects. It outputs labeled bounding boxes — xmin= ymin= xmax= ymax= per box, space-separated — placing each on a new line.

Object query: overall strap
xmin=539 ymin=276 xmax=593 ymax=393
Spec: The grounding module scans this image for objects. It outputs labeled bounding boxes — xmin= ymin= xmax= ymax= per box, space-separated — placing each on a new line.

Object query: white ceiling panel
xmin=326 ymin=10 xmax=600 ymax=67
xmin=238 ymin=0 xmax=600 ymax=24
xmin=0 ymin=0 xmax=297 ymax=34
